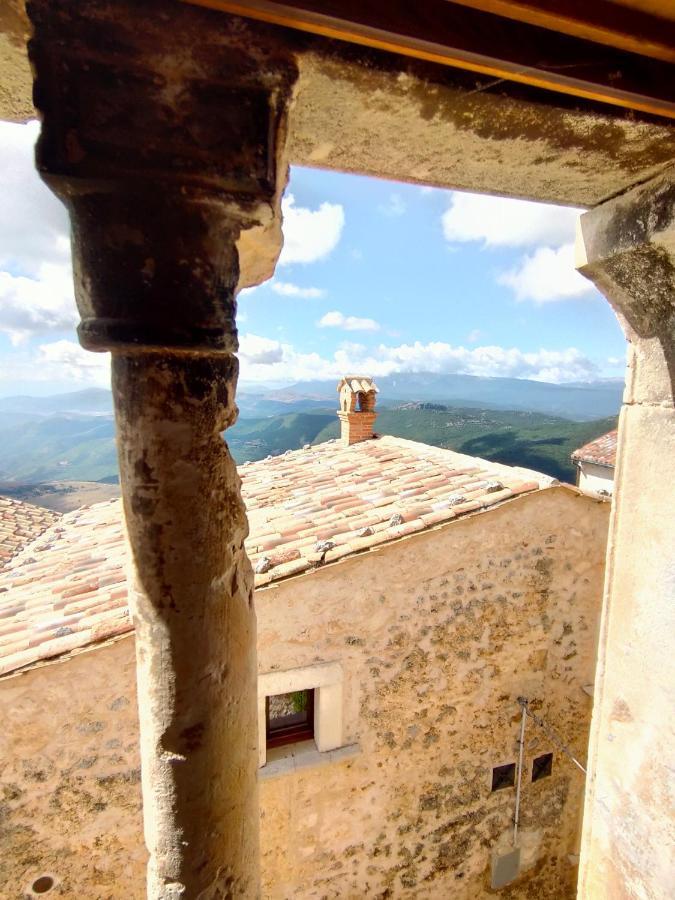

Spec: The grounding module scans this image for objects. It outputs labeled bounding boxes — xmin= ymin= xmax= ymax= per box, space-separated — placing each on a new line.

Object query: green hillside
xmin=0 ymin=416 xmax=118 ymax=483
xmin=226 ymin=412 xmax=335 ymax=463
xmin=313 ymin=406 xmax=617 ymax=482
xmin=0 ymin=411 xmax=337 ymax=483
xmin=0 ymin=406 xmax=615 ymax=486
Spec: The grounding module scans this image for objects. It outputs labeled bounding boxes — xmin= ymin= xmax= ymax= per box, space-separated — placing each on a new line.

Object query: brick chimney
xmin=337 ymin=376 xmax=378 ymax=446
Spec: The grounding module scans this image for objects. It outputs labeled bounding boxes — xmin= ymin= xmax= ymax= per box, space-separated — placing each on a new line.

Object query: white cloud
xmin=338 ymin=341 xmax=368 ymax=355
xmin=440 ymin=191 xmax=596 ymax=304
xmin=36 ymin=340 xmax=110 ymax=382
xmin=0 ymin=120 xmax=78 ymax=343
xmin=238 ymin=336 xmax=336 ymax=385
xmin=318 ymin=311 xmax=381 ymax=332
xmin=0 ymin=340 xmax=110 ymax=389
xmin=0 ymin=120 xmax=71 ymax=273
xmin=442 ymin=192 xmax=582 ymax=248
xmin=354 ymin=341 xmax=599 ymax=383
xmin=271 ymin=281 xmax=325 ymax=299
xmin=498 ymin=243 xmax=595 ymax=303
xmin=0 ymin=263 xmax=78 ymax=344
xmin=279 ymin=194 xmax=345 ymax=265
xmin=378 ymin=193 xmax=406 ymax=217
xmin=4 ymin=333 xmax=602 ymax=390
xmin=237 ymin=332 xmax=600 ymax=385
xmin=239 ymin=333 xmax=285 ymax=365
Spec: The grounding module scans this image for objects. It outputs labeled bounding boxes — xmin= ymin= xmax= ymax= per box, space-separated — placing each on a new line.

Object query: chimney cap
xmin=337 ymin=375 xmax=379 ymax=394
xmin=337 ymin=376 xmax=378 ymax=444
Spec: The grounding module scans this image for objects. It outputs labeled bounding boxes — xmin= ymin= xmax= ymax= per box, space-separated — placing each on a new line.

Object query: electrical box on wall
xmin=492 ymin=847 xmax=521 ymax=890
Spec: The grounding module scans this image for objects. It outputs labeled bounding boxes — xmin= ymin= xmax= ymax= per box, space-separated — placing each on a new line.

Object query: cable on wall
xmin=516 ymin=697 xmax=587 ymax=775
xmin=513 ymin=697 xmax=528 ymax=846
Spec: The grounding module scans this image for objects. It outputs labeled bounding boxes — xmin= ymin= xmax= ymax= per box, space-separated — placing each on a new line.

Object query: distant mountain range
xmin=0 ymin=388 xmax=114 ymax=418
xmin=246 ymin=373 xmax=623 ymax=421
xmin=0 ymin=374 xmax=622 ymax=488
xmin=0 ymin=374 xmax=623 ymax=422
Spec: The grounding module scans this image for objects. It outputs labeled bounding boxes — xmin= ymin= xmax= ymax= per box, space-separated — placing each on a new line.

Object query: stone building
xmin=1 ymin=1 xmax=674 ymax=896
xmin=1 ymin=396 xmax=609 ymax=898
xmin=571 ymin=431 xmax=617 ymax=497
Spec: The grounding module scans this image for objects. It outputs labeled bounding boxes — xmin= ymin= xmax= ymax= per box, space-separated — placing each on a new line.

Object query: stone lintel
xmin=289 ymin=47 xmax=675 ymax=208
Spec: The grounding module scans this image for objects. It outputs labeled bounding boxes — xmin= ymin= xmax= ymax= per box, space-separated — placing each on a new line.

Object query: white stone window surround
xmin=258 ymin=661 xmax=343 ymax=768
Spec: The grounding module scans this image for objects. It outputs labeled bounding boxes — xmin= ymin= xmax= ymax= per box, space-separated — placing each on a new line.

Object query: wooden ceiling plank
xmin=444 ymin=0 xmax=675 ymax=64
xmin=187 ymin=0 xmax=675 ymax=119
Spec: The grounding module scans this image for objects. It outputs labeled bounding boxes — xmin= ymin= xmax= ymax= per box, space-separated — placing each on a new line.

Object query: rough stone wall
xmin=257 ymin=486 xmax=608 ymax=899
xmin=0 ymin=487 xmax=608 ymax=899
xmin=0 ymin=0 xmax=33 ymax=123
xmin=0 ymin=638 xmax=145 ymax=899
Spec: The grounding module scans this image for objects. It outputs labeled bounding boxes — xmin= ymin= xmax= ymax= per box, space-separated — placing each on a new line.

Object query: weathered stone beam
xmin=287 ymin=47 xmax=675 ymax=208
xmin=26 ymin=0 xmax=298 ymax=895
xmin=576 ymin=167 xmax=675 ymax=898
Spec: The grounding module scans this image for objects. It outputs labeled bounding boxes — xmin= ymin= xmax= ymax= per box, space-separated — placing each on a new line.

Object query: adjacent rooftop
xmin=0 ymin=435 xmax=549 ymax=677
xmin=0 ymin=497 xmax=61 ymax=568
xmin=572 ymin=430 xmax=618 ymax=468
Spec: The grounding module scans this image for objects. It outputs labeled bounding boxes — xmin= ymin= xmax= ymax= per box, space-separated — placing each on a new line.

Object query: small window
xmin=258 ymin=662 xmax=343 ymax=767
xmin=491 ymin=762 xmax=516 ymax=791
xmin=266 ymin=689 xmax=315 ymax=749
xmin=532 ymin=752 xmax=553 ymax=782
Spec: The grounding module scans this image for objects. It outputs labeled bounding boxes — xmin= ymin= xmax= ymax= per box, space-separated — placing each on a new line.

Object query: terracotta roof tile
xmin=571 ymin=430 xmax=618 ymax=467
xmin=0 ymin=436 xmax=551 ymax=676
xmin=0 ymin=497 xmax=61 ymax=568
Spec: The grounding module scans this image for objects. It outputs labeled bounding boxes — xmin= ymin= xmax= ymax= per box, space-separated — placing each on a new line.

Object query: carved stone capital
xmin=576 ymin=167 xmax=675 ymax=406
xmin=26 ymin=0 xmax=299 ymax=353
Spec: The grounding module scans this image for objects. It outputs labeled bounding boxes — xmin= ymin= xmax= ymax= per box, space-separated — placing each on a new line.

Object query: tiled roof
xmin=242 ymin=437 xmax=547 ymax=585
xmin=0 ymin=436 xmax=548 ymax=677
xmin=0 ymin=500 xmax=128 ymax=677
xmin=572 ymin=430 xmax=618 ymax=467
xmin=0 ymin=497 xmax=61 ymax=568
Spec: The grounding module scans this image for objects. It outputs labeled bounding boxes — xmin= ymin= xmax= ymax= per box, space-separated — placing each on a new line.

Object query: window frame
xmin=257 ymin=661 xmax=344 ymax=767
xmin=265 ymin=689 xmax=315 ymax=749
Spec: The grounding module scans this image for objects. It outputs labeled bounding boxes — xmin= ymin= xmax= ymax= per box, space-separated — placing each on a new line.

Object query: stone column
xmin=26 ymin=1 xmax=297 ymax=895
xmin=575 ymin=167 xmax=675 ymax=898
xmin=114 ymin=350 xmax=257 ymax=899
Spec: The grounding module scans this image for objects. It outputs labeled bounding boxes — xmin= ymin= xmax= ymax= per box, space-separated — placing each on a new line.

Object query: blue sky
xmin=0 ymin=120 xmax=626 ymax=396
